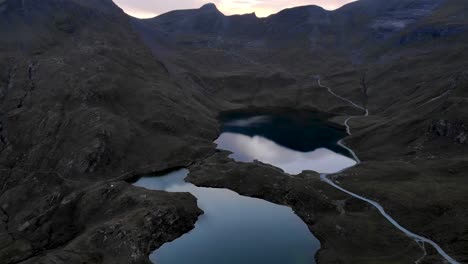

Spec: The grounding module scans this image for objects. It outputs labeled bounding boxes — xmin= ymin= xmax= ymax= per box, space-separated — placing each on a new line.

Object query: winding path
xmin=316 ymin=77 xmax=460 ymax=264
xmin=419 ymin=89 xmax=452 ymax=108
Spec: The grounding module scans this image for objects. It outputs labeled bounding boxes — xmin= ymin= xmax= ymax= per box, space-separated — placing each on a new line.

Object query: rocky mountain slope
xmin=0 ymin=0 xmax=215 ymax=262
xmin=0 ymin=0 xmax=467 ymax=263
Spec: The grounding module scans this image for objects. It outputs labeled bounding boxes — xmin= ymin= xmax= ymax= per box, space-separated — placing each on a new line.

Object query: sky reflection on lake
xmin=134 ymin=169 xmax=319 ymax=264
xmin=216 ymin=111 xmax=357 ymax=174
xmin=216 ymin=132 xmax=356 ymax=174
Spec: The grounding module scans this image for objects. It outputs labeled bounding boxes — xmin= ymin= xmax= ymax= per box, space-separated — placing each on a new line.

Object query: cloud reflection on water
xmin=216 ymin=132 xmax=356 ymax=174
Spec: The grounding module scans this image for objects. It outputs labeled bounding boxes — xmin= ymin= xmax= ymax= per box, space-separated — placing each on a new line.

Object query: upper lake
xmin=216 ymin=110 xmax=356 ymax=174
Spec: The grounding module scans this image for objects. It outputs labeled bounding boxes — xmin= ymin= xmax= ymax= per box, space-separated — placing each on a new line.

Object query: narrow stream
xmin=317 ymin=78 xmax=460 ymax=264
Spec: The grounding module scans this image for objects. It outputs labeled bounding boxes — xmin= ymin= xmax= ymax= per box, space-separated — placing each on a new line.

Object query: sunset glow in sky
xmin=112 ymin=0 xmax=357 ymax=19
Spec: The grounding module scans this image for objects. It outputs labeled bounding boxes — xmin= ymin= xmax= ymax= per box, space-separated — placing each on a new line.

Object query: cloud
xmin=112 ymin=0 xmax=356 ymax=18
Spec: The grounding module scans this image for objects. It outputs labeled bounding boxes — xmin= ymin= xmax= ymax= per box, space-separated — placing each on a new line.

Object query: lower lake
xmin=133 ymin=109 xmax=357 ymax=264
xmin=134 ymin=169 xmax=320 ymax=264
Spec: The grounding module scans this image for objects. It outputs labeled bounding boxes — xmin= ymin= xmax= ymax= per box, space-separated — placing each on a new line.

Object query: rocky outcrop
xmin=430 ymin=120 xmax=467 ymax=144
xmin=370 ymin=0 xmax=442 ymax=39
xmin=0 ymin=170 xmax=201 ymax=264
xmin=400 ymin=24 xmax=467 ymax=44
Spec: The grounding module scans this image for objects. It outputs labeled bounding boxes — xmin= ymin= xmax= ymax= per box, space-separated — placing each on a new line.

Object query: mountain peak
xmin=201 ymin=3 xmax=218 ymax=11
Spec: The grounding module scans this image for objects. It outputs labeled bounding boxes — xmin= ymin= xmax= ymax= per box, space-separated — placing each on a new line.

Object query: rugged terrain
xmin=0 ymin=0 xmax=467 ymax=263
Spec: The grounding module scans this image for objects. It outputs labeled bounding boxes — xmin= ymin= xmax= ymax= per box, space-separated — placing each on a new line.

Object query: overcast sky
xmin=112 ymin=0 xmax=357 ymax=18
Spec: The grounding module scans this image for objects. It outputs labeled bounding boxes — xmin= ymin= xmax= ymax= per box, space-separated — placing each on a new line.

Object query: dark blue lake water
xmin=216 ymin=110 xmax=356 ymax=174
